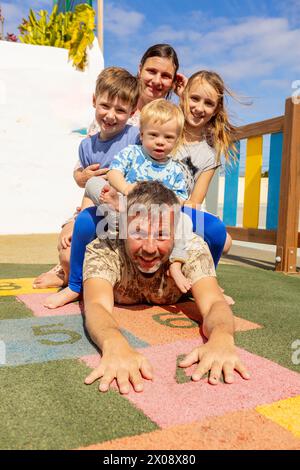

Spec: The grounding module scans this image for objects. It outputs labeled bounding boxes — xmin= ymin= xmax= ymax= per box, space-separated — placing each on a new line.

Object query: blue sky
xmin=2 ymin=0 xmax=300 ymax=126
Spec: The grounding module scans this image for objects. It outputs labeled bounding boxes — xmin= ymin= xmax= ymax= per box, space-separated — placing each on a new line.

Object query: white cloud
xmin=146 ymin=15 xmax=300 ymax=82
xmin=105 ymin=2 xmax=144 ymax=37
xmin=260 ymin=78 xmax=293 ymax=90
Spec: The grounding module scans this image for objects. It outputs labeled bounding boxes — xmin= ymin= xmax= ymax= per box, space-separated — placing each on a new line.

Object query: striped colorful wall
xmin=206 ymin=131 xmax=284 ymax=232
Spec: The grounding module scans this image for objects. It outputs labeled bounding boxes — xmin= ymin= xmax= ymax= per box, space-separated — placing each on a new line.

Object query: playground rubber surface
xmin=0 ymin=262 xmax=299 ymax=450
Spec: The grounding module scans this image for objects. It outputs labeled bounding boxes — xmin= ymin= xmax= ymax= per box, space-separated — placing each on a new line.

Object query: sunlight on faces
xmin=138 ymin=57 xmax=176 ymax=103
xmin=184 ymin=79 xmax=219 ymax=133
xmin=140 ymin=118 xmax=181 ymax=162
xmin=125 ymin=204 xmax=176 ymax=274
xmin=93 ymin=92 xmax=134 ymax=140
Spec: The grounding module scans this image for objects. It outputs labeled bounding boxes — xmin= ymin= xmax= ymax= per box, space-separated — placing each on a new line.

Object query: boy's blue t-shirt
xmin=79 ymin=125 xmax=140 ymax=169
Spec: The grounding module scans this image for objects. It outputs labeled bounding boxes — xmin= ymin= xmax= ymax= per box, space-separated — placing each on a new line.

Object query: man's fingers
xmin=191 ymin=360 xmax=211 ymax=382
xmin=129 ymin=369 xmax=144 ymax=392
xmin=223 ymin=362 xmax=235 ymax=384
xmin=140 ymin=358 xmax=153 ymax=381
xmin=235 ymin=361 xmax=251 ymax=380
xmin=116 ymin=369 xmax=130 ymax=394
xmin=99 ymin=370 xmax=116 ymax=392
xmin=179 ymin=348 xmax=200 ymax=368
xmin=88 ymin=164 xmax=100 ymax=170
xmin=208 ymin=361 xmax=222 ymax=385
xmin=84 ymin=366 xmax=104 ymax=385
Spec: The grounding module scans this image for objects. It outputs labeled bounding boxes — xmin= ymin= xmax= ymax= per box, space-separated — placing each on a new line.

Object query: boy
xmin=35 ymin=67 xmax=140 ymax=294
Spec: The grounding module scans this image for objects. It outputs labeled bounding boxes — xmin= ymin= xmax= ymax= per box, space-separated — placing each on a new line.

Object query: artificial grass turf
xmin=0 ymin=296 xmax=33 ymax=320
xmin=217 ymin=264 xmax=300 ymax=372
xmin=0 ymin=264 xmax=53 ymax=279
xmin=0 ymin=359 xmax=158 ymax=450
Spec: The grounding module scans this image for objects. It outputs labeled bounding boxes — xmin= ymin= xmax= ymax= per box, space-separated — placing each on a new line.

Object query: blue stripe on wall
xmin=223 ymin=142 xmax=240 ymax=226
xmin=266 ymin=132 xmax=283 ymax=230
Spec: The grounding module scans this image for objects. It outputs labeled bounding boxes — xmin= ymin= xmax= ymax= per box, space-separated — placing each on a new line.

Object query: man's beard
xmin=136 ymin=260 xmax=162 ymax=274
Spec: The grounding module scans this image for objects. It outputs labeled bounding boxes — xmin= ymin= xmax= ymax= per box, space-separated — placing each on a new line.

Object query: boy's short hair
xmin=140 ymin=99 xmax=184 ymax=135
xmin=95 ymin=67 xmax=139 ymax=110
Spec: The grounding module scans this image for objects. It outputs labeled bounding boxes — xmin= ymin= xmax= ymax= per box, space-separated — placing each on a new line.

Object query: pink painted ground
xmin=80 ymin=339 xmax=300 ymax=428
xmin=17 ymin=293 xmax=82 ymax=316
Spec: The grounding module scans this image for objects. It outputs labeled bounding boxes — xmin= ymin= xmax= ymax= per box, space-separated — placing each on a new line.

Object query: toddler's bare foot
xmin=33 ymin=264 xmax=66 ymax=289
xmin=44 ymin=287 xmax=80 ymax=309
xmin=100 ymin=185 xmax=120 ymax=211
xmin=223 ymin=294 xmax=235 ymax=306
xmin=219 ymin=286 xmax=235 ymax=305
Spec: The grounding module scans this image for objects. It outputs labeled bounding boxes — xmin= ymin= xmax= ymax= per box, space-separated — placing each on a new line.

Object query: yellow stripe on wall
xmin=243 ymin=136 xmax=263 ymax=228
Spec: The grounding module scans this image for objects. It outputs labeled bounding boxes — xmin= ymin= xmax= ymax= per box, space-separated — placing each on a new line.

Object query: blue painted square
xmin=0 ymin=315 xmax=148 ymax=367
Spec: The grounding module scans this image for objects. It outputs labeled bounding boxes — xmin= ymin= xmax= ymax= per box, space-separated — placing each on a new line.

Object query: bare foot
xmin=44 ymin=287 xmax=80 ymax=309
xmin=223 ymin=294 xmax=235 ymax=306
xmin=219 ymin=286 xmax=235 ymax=305
xmin=100 ymin=185 xmax=120 ymax=211
xmin=33 ymin=265 xmax=66 ymax=289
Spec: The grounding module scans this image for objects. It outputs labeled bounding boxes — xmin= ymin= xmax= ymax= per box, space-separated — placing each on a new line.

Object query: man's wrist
xmin=208 ymin=328 xmax=234 ymax=346
xmin=102 ymin=330 xmax=131 ymax=353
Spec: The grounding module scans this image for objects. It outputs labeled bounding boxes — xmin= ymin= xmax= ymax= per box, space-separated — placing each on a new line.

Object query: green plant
xmin=18 ymin=4 xmax=95 ymax=71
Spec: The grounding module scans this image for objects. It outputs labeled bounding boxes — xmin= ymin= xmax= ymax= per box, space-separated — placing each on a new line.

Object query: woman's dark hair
xmin=139 ymin=44 xmax=179 ymax=98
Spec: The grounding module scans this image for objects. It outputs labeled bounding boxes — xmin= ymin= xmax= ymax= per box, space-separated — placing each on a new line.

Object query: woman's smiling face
xmin=138 ymin=57 xmax=176 ymax=103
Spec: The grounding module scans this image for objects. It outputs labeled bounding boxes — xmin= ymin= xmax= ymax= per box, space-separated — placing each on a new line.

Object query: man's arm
xmin=179 ymin=276 xmax=250 ymax=384
xmin=84 ymin=277 xmax=153 ymax=393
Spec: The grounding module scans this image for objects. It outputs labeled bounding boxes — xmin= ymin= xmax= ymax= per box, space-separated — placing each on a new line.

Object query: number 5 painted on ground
xmin=32 ymin=323 xmax=82 ymax=345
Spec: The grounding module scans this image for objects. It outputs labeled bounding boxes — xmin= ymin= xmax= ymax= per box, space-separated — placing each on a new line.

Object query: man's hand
xmin=84 ymin=344 xmax=153 ymax=394
xmin=179 ymin=333 xmax=250 ymax=385
xmin=74 ymin=164 xmax=109 ymax=188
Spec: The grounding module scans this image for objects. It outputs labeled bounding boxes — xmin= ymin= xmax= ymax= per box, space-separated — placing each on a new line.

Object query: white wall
xmin=0 ymin=39 xmax=104 ymax=234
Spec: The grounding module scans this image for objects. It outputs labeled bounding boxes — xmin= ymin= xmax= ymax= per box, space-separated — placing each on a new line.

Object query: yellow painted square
xmin=256 ymin=395 xmax=300 ymax=438
xmin=0 ymin=278 xmax=58 ymax=296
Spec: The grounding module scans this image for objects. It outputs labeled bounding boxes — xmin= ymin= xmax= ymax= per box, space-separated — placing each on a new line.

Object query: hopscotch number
xmin=0 ymin=281 xmax=21 ymax=291
xmin=32 ymin=323 xmax=82 ymax=345
xmin=152 ymin=312 xmax=197 ymax=329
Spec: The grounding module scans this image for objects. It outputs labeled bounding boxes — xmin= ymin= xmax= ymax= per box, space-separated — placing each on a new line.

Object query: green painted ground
xmin=0 ymin=360 xmax=158 ymax=450
xmin=0 ymin=296 xmax=34 ymax=319
xmin=0 ymin=264 xmax=53 ymax=279
xmin=0 ymin=262 xmax=299 ymax=449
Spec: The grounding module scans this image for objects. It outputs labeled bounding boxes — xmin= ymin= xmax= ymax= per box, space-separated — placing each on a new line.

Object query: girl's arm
xmin=185 ymin=169 xmax=215 ymax=207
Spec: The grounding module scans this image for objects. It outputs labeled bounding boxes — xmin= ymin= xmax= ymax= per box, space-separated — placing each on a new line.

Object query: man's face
xmin=124 ymin=207 xmax=175 ymax=274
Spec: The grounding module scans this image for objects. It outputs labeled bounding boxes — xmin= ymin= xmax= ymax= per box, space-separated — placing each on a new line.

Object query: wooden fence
xmin=206 ymin=98 xmax=300 ymax=273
